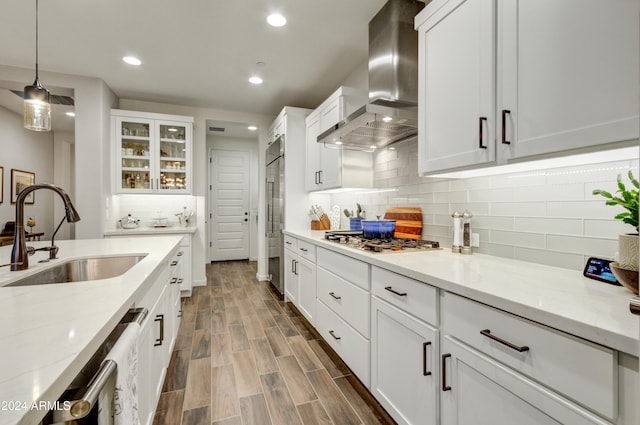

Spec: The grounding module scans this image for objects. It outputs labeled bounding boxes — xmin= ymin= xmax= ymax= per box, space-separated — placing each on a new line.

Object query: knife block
xmin=310 ymin=220 xmax=323 ymax=230
xmin=311 ymin=214 xmax=331 ymax=230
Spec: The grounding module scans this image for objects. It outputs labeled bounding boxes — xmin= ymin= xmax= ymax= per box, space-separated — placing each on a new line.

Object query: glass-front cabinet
xmin=112 ymin=110 xmax=193 ymax=194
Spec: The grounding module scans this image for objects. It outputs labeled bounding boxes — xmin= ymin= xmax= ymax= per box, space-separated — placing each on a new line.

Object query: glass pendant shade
xmin=23 ymin=80 xmax=51 ymax=131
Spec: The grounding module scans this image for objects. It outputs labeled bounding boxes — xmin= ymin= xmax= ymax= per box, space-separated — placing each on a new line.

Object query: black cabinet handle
xmin=501 ymin=110 xmax=511 ymax=145
xmin=177 ymin=278 xmax=183 ymax=284
xmin=329 ymin=292 xmax=342 ymax=300
xmin=170 ymin=260 xmax=178 ymax=267
xmin=154 ymin=314 xmax=164 ymax=346
xmin=329 ymin=330 xmax=341 ymax=340
xmin=442 ymin=353 xmax=451 ymax=391
xmin=479 ymin=117 xmax=487 ymax=149
xmin=423 ymin=341 xmax=432 ymax=376
xmin=480 ymin=329 xmax=530 ymax=352
xmin=285 ymin=241 xmax=293 ymax=245
xmin=177 ymin=251 xmax=184 ymax=256
xmin=170 ymin=277 xmax=178 ymax=284
xmin=318 ymin=170 xmax=323 ymax=184
xmin=315 ymin=171 xmax=319 ymax=185
xmin=299 ymin=248 xmax=308 ymax=252
xmin=384 ymin=286 xmax=407 ymax=297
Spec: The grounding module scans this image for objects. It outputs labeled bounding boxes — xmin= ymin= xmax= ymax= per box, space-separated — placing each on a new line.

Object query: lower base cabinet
xmin=371 ymin=297 xmax=439 ymax=425
xmin=440 ymin=336 xmax=613 ymax=425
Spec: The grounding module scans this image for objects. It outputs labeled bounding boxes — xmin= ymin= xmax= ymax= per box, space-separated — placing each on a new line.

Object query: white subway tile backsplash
xmin=514 ymin=247 xmax=585 ymax=271
xmin=514 ymin=217 xmax=583 ymax=236
xmin=490 ymin=230 xmax=546 ymax=249
xmin=546 ymin=201 xmax=617 ymax=219
xmin=329 ymin=139 xmax=632 ymax=272
xmin=546 ymin=235 xmax=617 ymax=258
xmin=490 ymin=202 xmax=546 ymax=217
xmin=584 ymin=219 xmax=634 ymax=238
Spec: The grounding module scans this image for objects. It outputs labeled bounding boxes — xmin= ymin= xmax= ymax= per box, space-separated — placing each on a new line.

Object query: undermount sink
xmin=4 ymin=255 xmax=147 ymax=287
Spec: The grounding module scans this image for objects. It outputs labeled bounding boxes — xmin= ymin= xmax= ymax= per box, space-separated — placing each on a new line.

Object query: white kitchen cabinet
xmin=416 ymin=0 xmax=639 ymax=175
xmin=440 ymin=335 xmax=613 ymax=425
xmin=371 ymin=297 xmax=439 ymax=425
xmin=441 ymin=292 xmax=618 ymax=424
xmin=105 ymin=233 xmax=194 ymax=297
xmin=305 ymin=87 xmax=372 ymax=191
xmin=112 ymin=109 xmax=193 ymax=194
xmin=283 ymin=236 xmax=317 ymax=325
xmin=315 ymin=246 xmax=370 ymax=386
xmin=267 ymin=114 xmax=284 ymax=145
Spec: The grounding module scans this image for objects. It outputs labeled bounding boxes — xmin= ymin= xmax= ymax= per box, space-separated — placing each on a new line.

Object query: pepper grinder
xmin=461 ymin=210 xmax=473 ymax=255
xmin=451 ymin=211 xmax=463 ymax=253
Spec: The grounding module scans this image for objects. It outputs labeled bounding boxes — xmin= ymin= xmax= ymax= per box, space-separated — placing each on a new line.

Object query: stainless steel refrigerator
xmin=265 ymin=136 xmax=284 ymax=295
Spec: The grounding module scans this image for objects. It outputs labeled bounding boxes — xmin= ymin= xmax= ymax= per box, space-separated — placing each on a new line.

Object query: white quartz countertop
xmin=285 ymin=229 xmax=639 ymax=357
xmin=103 ymin=225 xmax=197 ymax=236
xmin=0 ymin=236 xmax=182 ymax=425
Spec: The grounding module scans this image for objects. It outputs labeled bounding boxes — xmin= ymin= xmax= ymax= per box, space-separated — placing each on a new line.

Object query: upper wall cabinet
xmin=416 ymin=0 xmax=640 ymax=175
xmin=305 ymin=87 xmax=373 ymax=191
xmin=112 ymin=110 xmax=194 ymax=194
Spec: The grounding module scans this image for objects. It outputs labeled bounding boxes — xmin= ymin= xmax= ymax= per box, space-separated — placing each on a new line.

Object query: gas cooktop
xmin=324 ymin=230 xmax=440 ymax=253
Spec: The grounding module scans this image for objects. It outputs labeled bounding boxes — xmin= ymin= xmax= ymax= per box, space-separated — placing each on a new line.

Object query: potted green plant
xmin=593 ymin=170 xmax=639 ymax=272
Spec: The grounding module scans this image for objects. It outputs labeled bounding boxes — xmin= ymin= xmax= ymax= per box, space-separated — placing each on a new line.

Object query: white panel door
xmin=418 ymin=0 xmax=496 ymax=174
xmin=210 ymin=149 xmax=250 ymax=261
xmin=498 ymin=0 xmax=639 ymax=161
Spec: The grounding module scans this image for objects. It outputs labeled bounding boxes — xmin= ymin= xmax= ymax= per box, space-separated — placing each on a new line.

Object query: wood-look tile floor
xmin=153 ymin=261 xmax=396 ymax=425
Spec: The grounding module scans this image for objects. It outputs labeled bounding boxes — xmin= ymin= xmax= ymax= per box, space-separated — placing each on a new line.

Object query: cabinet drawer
xmin=443 ymin=292 xmax=617 ymax=420
xmin=284 ymin=235 xmax=297 ymax=251
xmin=316 ymin=300 xmax=370 ymax=387
xmin=297 ymin=240 xmax=316 ymax=262
xmin=371 ymin=266 xmax=438 ymax=326
xmin=317 ymin=267 xmax=370 ymax=338
xmin=317 ymin=247 xmax=369 ymax=290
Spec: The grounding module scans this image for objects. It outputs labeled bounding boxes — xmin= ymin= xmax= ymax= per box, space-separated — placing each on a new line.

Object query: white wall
xmin=206 ymin=135 xmax=260 ymax=261
xmin=330 ymin=138 xmax=640 ymax=271
xmin=0 ymin=106 xmax=55 ymax=238
xmin=119 ymin=98 xmax=273 ymax=285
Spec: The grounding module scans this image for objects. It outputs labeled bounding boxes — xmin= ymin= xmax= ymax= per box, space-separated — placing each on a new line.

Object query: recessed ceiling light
xmin=65 ymin=111 xmax=76 ymax=117
xmin=370 ymin=145 xmax=377 ymax=149
xmin=335 ymin=141 xmax=343 ymax=145
xmin=122 ymin=56 xmax=142 ymax=66
xmin=383 ymin=116 xmax=393 ymax=122
xmin=249 ymin=76 xmax=263 ymax=85
xmin=248 ymin=125 xmax=257 ymax=131
xmin=267 ymin=13 xmax=287 ymax=27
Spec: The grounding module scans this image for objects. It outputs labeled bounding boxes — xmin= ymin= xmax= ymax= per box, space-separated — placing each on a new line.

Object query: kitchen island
xmin=0 ymin=236 xmax=182 ymax=425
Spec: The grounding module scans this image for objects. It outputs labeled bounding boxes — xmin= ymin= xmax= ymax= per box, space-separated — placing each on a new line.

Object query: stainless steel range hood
xmin=318 ymin=0 xmax=425 ymax=150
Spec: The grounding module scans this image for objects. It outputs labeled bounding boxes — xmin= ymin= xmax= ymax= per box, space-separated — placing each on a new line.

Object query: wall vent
xmin=209 ymin=126 xmax=225 ymax=132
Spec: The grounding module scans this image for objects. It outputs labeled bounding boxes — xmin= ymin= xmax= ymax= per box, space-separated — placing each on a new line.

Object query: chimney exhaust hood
xmin=317 ymin=0 xmax=425 ymax=150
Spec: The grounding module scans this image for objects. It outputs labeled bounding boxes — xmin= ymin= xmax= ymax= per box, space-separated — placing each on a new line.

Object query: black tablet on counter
xmin=583 ymin=257 xmax=620 ymax=286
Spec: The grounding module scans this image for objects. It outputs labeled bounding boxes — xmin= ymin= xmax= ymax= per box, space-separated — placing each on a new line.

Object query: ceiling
xmin=0 ymin=0 xmax=391 ymax=129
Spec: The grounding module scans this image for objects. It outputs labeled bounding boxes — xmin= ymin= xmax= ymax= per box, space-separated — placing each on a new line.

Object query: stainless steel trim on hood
xmin=317 ymin=103 xmax=417 ymax=150
xmin=316 ymin=0 xmax=424 ymax=150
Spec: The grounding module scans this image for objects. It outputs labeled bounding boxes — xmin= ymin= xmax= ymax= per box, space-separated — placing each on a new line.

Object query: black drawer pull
xmin=299 ymin=247 xmax=308 ymax=252
xmin=177 ymin=278 xmax=183 ymax=284
xmin=384 ymin=286 xmax=407 ymax=297
xmin=170 ymin=277 xmax=178 ymax=284
xmin=329 ymin=330 xmax=341 ymax=340
xmin=177 ymin=251 xmax=184 ymax=256
xmin=329 ymin=292 xmax=342 ymax=300
xmin=423 ymin=341 xmax=432 ymax=376
xmin=442 ymin=353 xmax=451 ymax=391
xmin=285 ymin=241 xmax=293 ymax=245
xmin=480 ymin=329 xmax=530 ymax=352
xmin=170 ymin=260 xmax=178 ymax=267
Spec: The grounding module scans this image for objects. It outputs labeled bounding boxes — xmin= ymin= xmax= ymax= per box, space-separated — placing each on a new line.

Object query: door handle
xmin=631 ymin=297 xmax=640 ymax=316
xmin=318 ymin=170 xmax=323 ymax=184
xmin=501 ymin=109 xmax=511 ymax=144
xmin=154 ymin=314 xmax=164 ymax=346
xmin=423 ymin=341 xmax=432 ymax=376
xmin=442 ymin=353 xmax=451 ymax=391
xmin=479 ymin=117 xmax=487 ymax=149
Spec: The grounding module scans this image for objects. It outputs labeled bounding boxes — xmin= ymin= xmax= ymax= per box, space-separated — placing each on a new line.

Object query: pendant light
xmin=24 ymin=0 xmax=51 ymax=132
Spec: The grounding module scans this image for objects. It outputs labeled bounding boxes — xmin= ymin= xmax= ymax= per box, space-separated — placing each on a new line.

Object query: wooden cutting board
xmin=384 ymin=207 xmax=423 ymax=239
